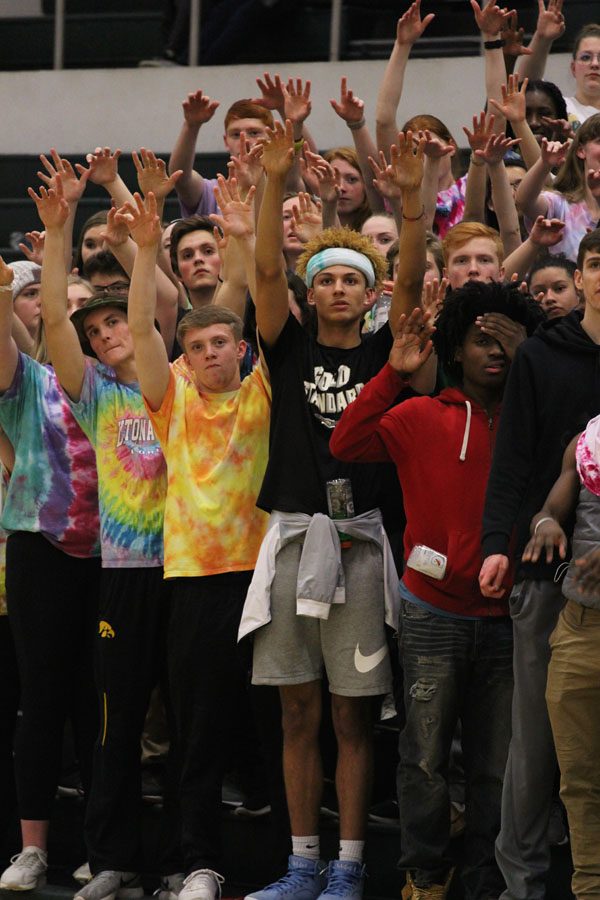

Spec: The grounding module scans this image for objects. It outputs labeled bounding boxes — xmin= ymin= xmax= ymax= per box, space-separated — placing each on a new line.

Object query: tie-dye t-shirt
xmin=146 ymin=362 xmax=270 ymax=579
xmin=69 ymin=361 xmax=166 ymax=568
xmin=435 ymin=175 xmax=468 ymax=238
xmin=0 ymin=354 xmax=99 ymax=558
xmin=525 ymin=192 xmax=597 ymax=263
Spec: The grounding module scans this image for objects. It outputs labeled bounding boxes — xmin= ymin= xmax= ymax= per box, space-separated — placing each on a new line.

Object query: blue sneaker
xmin=317 ymin=860 xmax=366 ymax=900
xmin=245 ymin=855 xmax=326 ymax=900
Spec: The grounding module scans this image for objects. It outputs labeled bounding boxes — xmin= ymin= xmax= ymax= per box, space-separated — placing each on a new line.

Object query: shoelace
xmin=9 ymin=850 xmax=46 ymax=869
xmin=183 ymin=870 xmax=224 ymax=897
xmin=321 ymin=867 xmax=363 ymax=895
xmin=264 ymin=868 xmax=318 ymax=895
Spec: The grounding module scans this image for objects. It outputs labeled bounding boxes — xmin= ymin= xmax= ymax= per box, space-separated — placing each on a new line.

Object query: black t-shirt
xmin=258 ymin=314 xmax=400 ymax=516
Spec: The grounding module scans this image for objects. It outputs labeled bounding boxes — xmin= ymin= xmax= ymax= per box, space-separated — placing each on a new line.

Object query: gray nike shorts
xmin=251 ymin=537 xmax=392 ymax=697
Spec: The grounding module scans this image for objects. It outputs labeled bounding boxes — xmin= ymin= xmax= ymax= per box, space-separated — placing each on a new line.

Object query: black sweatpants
xmin=0 ymin=615 xmax=19 ymax=842
xmin=85 ymin=566 xmax=179 ymax=875
xmin=168 ymin=571 xmax=254 ymax=873
xmin=6 ymin=532 xmax=100 ymax=820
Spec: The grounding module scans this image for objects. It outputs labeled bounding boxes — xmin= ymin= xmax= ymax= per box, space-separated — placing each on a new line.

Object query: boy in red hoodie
xmin=330 ymin=282 xmax=543 ymax=900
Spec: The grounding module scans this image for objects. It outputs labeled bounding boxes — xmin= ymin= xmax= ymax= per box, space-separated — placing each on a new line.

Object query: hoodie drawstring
xmin=459 ymin=400 xmax=472 ymax=461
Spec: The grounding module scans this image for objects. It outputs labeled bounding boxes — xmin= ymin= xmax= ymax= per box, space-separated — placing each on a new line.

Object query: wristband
xmin=534 ymin=516 xmax=555 ymax=535
xmin=293 ymin=138 xmax=305 ymax=154
xmin=0 ymin=284 xmax=12 ymax=293
xmin=484 ymin=38 xmax=505 ymax=50
xmin=347 ymin=117 xmax=366 ymax=132
xmin=470 ymin=153 xmax=485 ymax=167
xmin=402 ymin=206 xmax=425 ymax=222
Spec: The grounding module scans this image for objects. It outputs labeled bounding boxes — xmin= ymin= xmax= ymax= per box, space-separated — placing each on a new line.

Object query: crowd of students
xmin=1 ymin=2 xmax=600 ymax=900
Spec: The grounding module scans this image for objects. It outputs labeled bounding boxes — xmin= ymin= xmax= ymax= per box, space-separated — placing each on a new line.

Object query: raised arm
xmin=209 ymin=175 xmax=257 ymax=315
xmin=477 ymin=132 xmax=524 ymax=255
xmin=0 ymin=260 xmax=18 ymax=391
xmin=331 ymin=78 xmax=384 ymax=214
xmin=489 ymin=75 xmax=542 ymax=173
xmin=386 ymin=132 xmax=427 ymax=332
xmin=168 ymin=90 xmax=220 ymax=212
xmin=503 ymin=214 xmax=565 ymax=280
xmin=515 ymin=0 xmax=565 ymax=81
xmin=38 ymin=149 xmax=89 ymax=273
xmin=470 ymin=0 xmax=514 ymax=130
xmin=75 ymin=147 xmax=134 ymax=210
xmin=462 ymin=112 xmax=494 ymax=225
xmin=117 ymin=192 xmax=170 ymax=412
xmin=254 ymin=120 xmax=295 ymax=347
xmin=375 ymin=1 xmax=435 ymax=157
xmin=515 ymin=138 xmax=569 ymax=220
xmin=30 ymin=179 xmax=86 ymax=400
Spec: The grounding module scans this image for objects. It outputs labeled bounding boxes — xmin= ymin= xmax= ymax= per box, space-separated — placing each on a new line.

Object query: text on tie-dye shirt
xmin=146 ymin=363 xmax=270 ymax=579
xmin=0 ymin=354 xmax=99 ymax=558
xmin=68 ymin=361 xmax=166 ymax=568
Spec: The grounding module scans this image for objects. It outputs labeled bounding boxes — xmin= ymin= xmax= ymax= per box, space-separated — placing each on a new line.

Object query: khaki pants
xmin=546 ymin=599 xmax=600 ymax=899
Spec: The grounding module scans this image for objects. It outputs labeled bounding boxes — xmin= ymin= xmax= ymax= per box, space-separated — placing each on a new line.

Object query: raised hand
xmin=18 ymin=231 xmax=45 ymax=266
xmin=541 ymin=137 xmax=571 ymax=169
xmin=303 ymin=152 xmax=340 ymax=204
xmin=182 ymin=89 xmax=220 ymax=127
xmin=388 ymin=130 xmax=426 ymax=192
xmin=521 ymin=516 xmax=567 ymax=564
xmin=209 ymin=175 xmax=256 ymax=240
xmin=114 ymin=192 xmax=161 ymax=249
xmin=282 ymin=78 xmax=312 ymax=126
xmin=389 ymin=308 xmax=435 ymax=376
xmin=28 ymin=177 xmax=70 ymax=230
xmin=501 ymin=10 xmax=532 ymax=58
xmin=75 ymin=147 xmax=121 ymax=187
xmin=463 ymin=111 xmax=496 ymax=154
xmin=476 ymin=132 xmax=522 ymax=166
xmin=541 ymin=116 xmax=574 ymax=141
xmin=395 ymin=0 xmax=435 ymax=46
xmin=470 ymin=0 xmax=514 ymax=36
xmin=330 ymin=77 xmax=365 ymax=126
xmin=132 ymin=148 xmax=182 ymax=200
xmin=38 ymin=149 xmax=88 ymax=204
xmin=291 ymin=192 xmax=323 ymax=243
xmin=535 ymin=0 xmax=565 ymax=42
xmin=100 ymin=204 xmax=129 ymax=250
xmin=529 ymin=214 xmax=566 ymax=247
xmin=252 ymin=72 xmax=285 ymax=115
xmin=259 ymin=120 xmax=295 ymax=179
xmin=368 ymin=151 xmax=402 ymax=200
xmin=421 ymin=277 xmax=448 ymax=316
xmin=475 ymin=312 xmax=527 ymax=360
xmin=420 ymin=128 xmax=455 ymax=160
xmin=0 ymin=256 xmax=14 ymax=290
xmin=226 ymin=134 xmax=264 ymax=192
xmin=489 ymin=75 xmax=528 ymax=124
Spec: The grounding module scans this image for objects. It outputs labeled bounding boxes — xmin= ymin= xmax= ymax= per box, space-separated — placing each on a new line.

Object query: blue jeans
xmin=397 ymin=599 xmax=513 ymax=898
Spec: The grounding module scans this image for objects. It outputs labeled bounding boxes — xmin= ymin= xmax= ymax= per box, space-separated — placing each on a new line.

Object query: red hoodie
xmin=329 ymin=362 xmax=511 ymax=617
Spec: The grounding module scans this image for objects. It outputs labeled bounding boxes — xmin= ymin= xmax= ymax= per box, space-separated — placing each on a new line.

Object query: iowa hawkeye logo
xmin=99 ymin=620 xmax=115 ymax=639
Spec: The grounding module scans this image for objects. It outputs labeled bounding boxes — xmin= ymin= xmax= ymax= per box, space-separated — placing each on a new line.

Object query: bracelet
xmin=470 ymin=153 xmax=485 ymax=167
xmin=402 ymin=206 xmax=425 ymax=222
xmin=484 ymin=38 xmax=505 ymax=50
xmin=0 ymin=284 xmax=12 ymax=293
xmin=534 ymin=516 xmax=555 ymax=535
xmin=293 ymin=138 xmax=305 ymax=154
xmin=347 ymin=117 xmax=366 ymax=132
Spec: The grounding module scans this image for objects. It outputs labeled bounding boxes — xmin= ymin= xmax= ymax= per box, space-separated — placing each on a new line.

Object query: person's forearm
xmin=255 ymin=169 xmax=291 ymax=342
xmin=41 ymin=227 xmax=68 ymax=328
xmin=512 ymin=119 xmax=542 ymax=172
xmin=214 ymin=234 xmax=254 ymax=318
xmin=463 ymin=159 xmax=487 ymax=223
xmin=488 ymin=160 xmax=522 ymax=255
xmin=484 ymin=42 xmax=509 ymax=131
xmin=322 ymin=198 xmax=340 ymax=230
xmin=515 ymin=33 xmax=553 ymax=81
xmin=330 ymin=363 xmax=401 ymax=463
xmin=422 ymin=157 xmax=440 ymax=231
xmin=389 ymin=185 xmax=426 ymax=329
xmin=349 ymin=123 xmax=385 ymax=213
xmin=503 ymin=236 xmax=539 ymax=281
xmin=376 ymin=41 xmax=411 ymax=155
xmin=128 ymin=243 xmax=158 ymax=337
xmin=169 ymin=121 xmax=203 ymax=209
xmin=515 ymin=156 xmax=550 ymax=219
xmin=100 ymin=175 xmax=135 ymax=209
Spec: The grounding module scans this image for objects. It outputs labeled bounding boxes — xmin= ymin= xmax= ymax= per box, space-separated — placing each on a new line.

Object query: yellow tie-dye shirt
xmin=146 ymin=363 xmax=271 ymax=579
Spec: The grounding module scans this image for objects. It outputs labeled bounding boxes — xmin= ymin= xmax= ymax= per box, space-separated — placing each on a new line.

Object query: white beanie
xmin=9 ymin=261 xmax=42 ymax=301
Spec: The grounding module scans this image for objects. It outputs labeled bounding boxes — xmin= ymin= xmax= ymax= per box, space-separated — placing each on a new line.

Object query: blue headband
xmin=305 ymin=248 xmax=376 ymax=288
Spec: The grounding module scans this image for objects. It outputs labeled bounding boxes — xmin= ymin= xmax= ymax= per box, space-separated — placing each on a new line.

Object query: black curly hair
xmin=433 ymin=281 xmax=546 ymax=385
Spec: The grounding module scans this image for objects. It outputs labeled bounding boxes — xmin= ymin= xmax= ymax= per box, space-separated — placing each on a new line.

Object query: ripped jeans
xmin=397 ymin=598 xmax=513 ymax=898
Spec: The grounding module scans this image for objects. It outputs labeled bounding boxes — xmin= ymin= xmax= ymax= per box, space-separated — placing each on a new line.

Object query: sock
xmin=292 ymin=835 xmax=320 ymax=860
xmin=338 ymin=840 xmax=364 ymax=863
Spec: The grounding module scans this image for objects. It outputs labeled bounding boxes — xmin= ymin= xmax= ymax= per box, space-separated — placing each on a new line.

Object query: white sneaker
xmin=179 ymin=870 xmax=224 ymax=900
xmin=0 ymin=846 xmax=48 ymax=891
xmin=154 ymin=873 xmax=185 ymax=900
xmin=73 ymin=863 xmax=93 ymax=886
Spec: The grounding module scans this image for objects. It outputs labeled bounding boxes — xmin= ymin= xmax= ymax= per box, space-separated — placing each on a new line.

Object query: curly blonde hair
xmin=296 ymin=227 xmax=388 ymax=291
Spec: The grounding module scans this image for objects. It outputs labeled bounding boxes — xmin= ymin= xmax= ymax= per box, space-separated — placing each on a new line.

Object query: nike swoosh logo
xmin=354 ymin=643 xmax=387 ymax=673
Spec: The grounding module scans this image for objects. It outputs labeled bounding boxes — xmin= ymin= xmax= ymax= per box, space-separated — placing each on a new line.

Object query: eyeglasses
xmin=575 ymin=52 xmax=600 ymax=65
xmin=94 ymin=282 xmax=130 ymax=294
